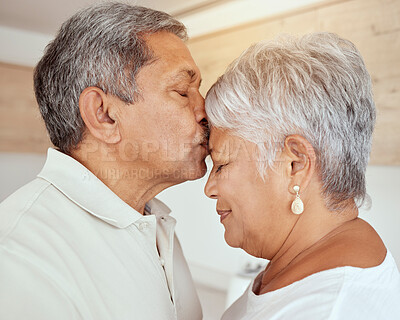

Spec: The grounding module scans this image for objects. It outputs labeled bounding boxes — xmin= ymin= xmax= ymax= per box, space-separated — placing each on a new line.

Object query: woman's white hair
xmin=205 ymin=32 xmax=375 ymax=211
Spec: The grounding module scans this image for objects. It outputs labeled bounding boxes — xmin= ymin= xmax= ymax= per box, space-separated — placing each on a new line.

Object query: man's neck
xmin=71 ymin=144 xmax=175 ymax=214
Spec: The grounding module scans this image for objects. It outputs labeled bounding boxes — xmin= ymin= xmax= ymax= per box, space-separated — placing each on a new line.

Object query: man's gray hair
xmin=34 ymin=2 xmax=187 ymax=154
xmin=205 ymin=32 xmax=376 ymax=211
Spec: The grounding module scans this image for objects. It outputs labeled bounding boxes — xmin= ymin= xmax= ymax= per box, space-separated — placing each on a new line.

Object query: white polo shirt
xmin=0 ymin=148 xmax=202 ymax=320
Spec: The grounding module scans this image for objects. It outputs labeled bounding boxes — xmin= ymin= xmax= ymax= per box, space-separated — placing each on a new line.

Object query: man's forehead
xmin=143 ymin=32 xmax=201 ymax=83
xmin=145 ymin=33 xmax=193 ymax=64
xmin=138 ymin=58 xmax=201 ymax=87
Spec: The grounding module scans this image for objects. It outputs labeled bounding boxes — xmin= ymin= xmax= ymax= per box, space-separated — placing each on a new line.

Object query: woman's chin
xmin=224 ymin=233 xmax=242 ymax=249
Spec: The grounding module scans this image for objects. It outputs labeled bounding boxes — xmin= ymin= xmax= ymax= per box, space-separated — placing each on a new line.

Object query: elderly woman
xmin=204 ymin=33 xmax=400 ymax=319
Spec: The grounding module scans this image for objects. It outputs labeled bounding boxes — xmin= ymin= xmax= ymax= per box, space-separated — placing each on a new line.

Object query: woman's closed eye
xmin=215 ymin=164 xmax=226 ymax=173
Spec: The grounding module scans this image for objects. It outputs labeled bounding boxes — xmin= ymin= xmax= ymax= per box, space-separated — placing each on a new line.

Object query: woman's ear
xmin=283 ymin=135 xmax=316 ymax=193
xmin=79 ymin=87 xmax=121 ymax=144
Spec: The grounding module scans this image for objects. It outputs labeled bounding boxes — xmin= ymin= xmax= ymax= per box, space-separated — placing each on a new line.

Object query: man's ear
xmin=282 ymin=135 xmax=316 ymax=193
xmin=79 ymin=87 xmax=121 ymax=144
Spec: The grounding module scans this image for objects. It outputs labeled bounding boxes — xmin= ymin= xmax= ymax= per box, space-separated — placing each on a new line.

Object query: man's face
xmin=116 ymin=31 xmax=208 ymax=183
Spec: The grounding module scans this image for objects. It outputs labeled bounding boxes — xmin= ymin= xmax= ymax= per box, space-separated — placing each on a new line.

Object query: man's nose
xmin=194 ymin=94 xmax=207 ymax=125
xmin=199 ymin=117 xmax=209 ymax=132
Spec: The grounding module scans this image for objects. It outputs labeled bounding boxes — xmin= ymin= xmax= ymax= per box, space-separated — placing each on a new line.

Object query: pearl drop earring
xmin=291 ymin=185 xmax=304 ymax=215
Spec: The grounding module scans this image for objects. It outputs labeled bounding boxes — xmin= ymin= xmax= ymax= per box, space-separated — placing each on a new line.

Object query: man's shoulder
xmin=0 ymin=178 xmax=54 ymax=240
xmin=0 ymin=179 xmax=81 ymax=319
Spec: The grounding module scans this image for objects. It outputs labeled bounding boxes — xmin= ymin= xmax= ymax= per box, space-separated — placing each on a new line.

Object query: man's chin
xmin=186 ymin=166 xmax=208 ymax=181
xmin=178 ymin=160 xmax=208 ymax=182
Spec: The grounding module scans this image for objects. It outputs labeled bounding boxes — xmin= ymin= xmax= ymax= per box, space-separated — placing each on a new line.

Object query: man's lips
xmin=200 ymin=141 xmax=209 ymax=154
xmin=217 ymin=209 xmax=232 ymax=223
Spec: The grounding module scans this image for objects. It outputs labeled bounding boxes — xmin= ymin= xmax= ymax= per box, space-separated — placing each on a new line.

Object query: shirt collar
xmin=37 ymin=148 xmax=171 ymax=228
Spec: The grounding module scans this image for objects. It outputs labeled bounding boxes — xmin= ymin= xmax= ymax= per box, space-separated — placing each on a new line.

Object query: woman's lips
xmin=217 ymin=210 xmax=232 ymax=223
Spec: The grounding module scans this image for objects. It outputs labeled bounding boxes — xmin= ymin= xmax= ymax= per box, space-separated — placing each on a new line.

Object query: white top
xmin=223 ymin=251 xmax=400 ymax=320
xmin=0 ymin=148 xmax=202 ymax=320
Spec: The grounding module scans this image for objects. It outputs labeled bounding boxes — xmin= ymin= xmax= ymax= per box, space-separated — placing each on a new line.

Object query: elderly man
xmin=0 ymin=3 xmax=208 ymax=319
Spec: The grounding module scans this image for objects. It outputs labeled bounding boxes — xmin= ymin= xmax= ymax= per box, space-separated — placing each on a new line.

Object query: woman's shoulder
xmin=288 ymin=218 xmax=386 ymax=273
xmin=227 ymin=219 xmax=400 ymax=320
xmin=268 ymin=218 xmax=387 ymax=292
xmin=309 ymin=218 xmax=387 ymax=270
xmin=225 ymin=268 xmax=400 ymax=320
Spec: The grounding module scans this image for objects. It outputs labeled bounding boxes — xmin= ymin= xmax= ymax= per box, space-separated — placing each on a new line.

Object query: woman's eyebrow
xmin=209 ymin=148 xmax=227 ymax=160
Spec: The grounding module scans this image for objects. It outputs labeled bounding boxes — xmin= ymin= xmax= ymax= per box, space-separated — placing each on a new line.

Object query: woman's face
xmin=204 ymin=128 xmax=295 ymax=258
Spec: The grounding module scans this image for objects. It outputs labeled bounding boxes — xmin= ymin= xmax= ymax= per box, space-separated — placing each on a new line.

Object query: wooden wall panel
xmin=0 ymin=63 xmax=50 ymax=153
xmin=187 ymin=0 xmax=400 ymax=165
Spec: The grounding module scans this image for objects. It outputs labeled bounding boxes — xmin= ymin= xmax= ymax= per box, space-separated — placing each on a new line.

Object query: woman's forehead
xmin=209 ymin=129 xmax=256 ymax=162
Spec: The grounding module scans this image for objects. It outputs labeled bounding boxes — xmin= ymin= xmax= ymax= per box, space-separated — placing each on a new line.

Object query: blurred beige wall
xmin=187 ymin=0 xmax=400 ymax=165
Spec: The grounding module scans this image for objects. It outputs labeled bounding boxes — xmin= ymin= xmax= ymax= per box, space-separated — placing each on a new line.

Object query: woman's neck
xmin=259 ymin=200 xmax=359 ymax=293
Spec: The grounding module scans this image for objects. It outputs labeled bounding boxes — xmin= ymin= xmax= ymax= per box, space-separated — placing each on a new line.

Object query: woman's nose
xmin=204 ymin=174 xmax=217 ymax=199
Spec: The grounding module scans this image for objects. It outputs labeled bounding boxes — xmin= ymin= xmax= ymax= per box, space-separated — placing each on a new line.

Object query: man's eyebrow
xmin=170 ymin=68 xmax=201 ymax=86
xmin=185 ymin=68 xmax=196 ymax=78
